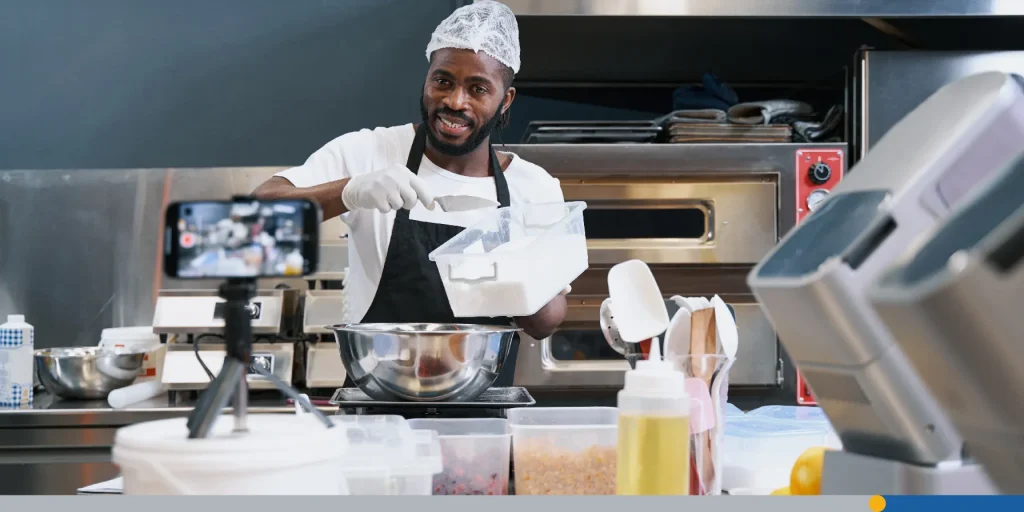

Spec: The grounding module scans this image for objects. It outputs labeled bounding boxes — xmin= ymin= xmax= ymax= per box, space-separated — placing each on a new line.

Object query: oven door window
xmin=584 ymin=207 xmax=707 ymax=240
xmin=549 ymin=329 xmax=625 ymax=361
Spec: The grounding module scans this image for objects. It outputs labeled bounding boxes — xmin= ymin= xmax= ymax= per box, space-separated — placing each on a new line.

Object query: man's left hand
xmin=514 ymin=285 xmax=570 ymax=340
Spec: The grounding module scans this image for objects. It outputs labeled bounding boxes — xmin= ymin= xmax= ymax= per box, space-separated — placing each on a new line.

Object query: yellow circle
xmin=868 ymin=495 xmax=886 ymax=512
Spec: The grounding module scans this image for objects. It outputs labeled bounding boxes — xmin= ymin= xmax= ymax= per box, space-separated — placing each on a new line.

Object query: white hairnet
xmin=426 ymin=0 xmax=521 ymax=75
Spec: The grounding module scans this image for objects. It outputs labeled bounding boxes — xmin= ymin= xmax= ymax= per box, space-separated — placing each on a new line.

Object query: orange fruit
xmin=790 ymin=446 xmax=829 ymax=495
xmin=771 ymin=486 xmax=791 ymax=495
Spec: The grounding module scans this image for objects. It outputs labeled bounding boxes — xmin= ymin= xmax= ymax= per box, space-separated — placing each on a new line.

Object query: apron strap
xmin=406 ymin=124 xmax=511 ymax=207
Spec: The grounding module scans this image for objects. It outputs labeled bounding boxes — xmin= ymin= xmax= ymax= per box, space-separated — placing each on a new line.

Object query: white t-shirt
xmin=274 ymin=123 xmax=564 ymax=322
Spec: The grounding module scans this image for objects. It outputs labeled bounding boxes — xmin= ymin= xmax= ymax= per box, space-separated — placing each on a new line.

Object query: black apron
xmin=358 ymin=124 xmax=518 ymax=387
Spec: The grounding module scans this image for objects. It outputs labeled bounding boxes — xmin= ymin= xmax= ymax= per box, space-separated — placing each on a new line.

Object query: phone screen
xmin=164 ymin=199 xmax=320 ymax=278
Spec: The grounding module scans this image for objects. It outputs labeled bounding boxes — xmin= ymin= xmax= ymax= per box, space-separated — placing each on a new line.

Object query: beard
xmin=420 ymin=97 xmax=504 ymax=157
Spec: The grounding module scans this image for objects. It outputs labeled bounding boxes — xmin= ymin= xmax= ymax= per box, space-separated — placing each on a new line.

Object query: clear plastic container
xmin=507 ymin=406 xmax=618 ymax=495
xmin=747 ymin=405 xmax=827 ymax=422
xmin=329 ymin=415 xmax=442 ymax=495
xmin=428 ymin=201 xmax=589 ymax=318
xmin=747 ymin=405 xmax=841 ymax=449
xmin=721 ymin=416 xmax=831 ymax=491
xmin=724 ymin=403 xmax=745 ymax=418
xmin=407 ymin=418 xmax=511 ymax=495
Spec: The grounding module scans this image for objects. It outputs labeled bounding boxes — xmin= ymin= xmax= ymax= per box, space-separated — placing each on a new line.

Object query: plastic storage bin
xmin=408 ymin=418 xmax=511 ymax=495
xmin=507 ymin=406 xmax=617 ymax=495
xmin=428 ymin=201 xmax=588 ymax=318
xmin=721 ymin=416 xmax=831 ymax=492
xmin=329 ymin=415 xmax=442 ymax=495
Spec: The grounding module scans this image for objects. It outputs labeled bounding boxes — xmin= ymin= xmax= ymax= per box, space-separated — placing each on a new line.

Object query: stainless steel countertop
xmin=0 ymin=391 xmax=338 ymax=428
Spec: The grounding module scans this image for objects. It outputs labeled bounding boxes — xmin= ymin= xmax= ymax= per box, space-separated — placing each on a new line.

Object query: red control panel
xmin=795 ymin=149 xmax=845 ymax=224
xmin=793 ymin=148 xmax=845 ymax=405
xmin=796 ymin=372 xmax=816 ymax=405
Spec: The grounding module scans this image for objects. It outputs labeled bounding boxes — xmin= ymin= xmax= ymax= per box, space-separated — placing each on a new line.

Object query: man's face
xmin=421 ymin=48 xmax=515 ymax=156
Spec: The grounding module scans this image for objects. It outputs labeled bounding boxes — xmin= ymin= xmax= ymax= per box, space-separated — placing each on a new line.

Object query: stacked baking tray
xmin=520 ymin=120 xmax=661 ymax=144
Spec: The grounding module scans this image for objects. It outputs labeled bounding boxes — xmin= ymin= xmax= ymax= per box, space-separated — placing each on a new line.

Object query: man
xmin=252 ymin=1 xmax=567 ymax=386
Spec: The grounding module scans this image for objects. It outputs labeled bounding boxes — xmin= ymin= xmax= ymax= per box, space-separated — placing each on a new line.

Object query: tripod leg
xmin=250 ymin=364 xmax=333 ymax=429
xmin=188 ymin=360 xmax=244 ymax=439
xmin=233 ymin=371 xmax=248 ymax=433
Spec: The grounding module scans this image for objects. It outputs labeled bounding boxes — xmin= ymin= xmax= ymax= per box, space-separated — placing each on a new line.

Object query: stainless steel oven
xmin=504 ymin=143 xmax=847 ymax=397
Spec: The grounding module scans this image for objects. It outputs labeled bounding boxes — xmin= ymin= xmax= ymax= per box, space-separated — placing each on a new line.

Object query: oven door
xmin=513 ymin=295 xmax=780 ymax=389
xmin=561 ymin=177 xmax=778 ymax=265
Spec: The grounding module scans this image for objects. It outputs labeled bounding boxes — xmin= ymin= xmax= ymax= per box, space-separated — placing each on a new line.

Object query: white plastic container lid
xmin=623 ymin=340 xmax=687 ymax=395
xmin=725 ymin=416 xmax=826 ymax=438
xmin=745 ymin=406 xmax=841 ymax=448
xmin=101 ymin=326 xmax=160 ymax=345
xmin=747 ymin=405 xmax=829 ymax=423
xmin=114 ymin=414 xmax=344 ymax=471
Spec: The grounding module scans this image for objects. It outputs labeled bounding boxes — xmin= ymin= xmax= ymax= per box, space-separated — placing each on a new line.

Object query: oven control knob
xmin=808 ymin=162 xmax=832 ymax=185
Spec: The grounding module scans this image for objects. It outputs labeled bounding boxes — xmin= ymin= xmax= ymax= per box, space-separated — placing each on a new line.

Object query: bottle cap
xmin=623 ymin=338 xmax=688 ymax=397
xmin=7 ymin=314 xmax=25 ymax=324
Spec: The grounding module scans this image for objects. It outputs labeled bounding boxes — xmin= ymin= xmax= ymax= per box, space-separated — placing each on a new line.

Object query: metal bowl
xmin=34 ymin=347 xmax=147 ymax=400
xmin=327 ymin=323 xmax=518 ymax=402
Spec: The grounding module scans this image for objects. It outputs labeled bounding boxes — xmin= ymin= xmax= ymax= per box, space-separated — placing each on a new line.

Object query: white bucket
xmin=99 ymin=327 xmax=165 ymax=382
xmin=113 ymin=414 xmax=346 ymax=495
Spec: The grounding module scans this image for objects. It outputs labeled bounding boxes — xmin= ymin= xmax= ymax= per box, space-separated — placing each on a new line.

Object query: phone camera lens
xmin=184 ymin=207 xmax=193 ymax=216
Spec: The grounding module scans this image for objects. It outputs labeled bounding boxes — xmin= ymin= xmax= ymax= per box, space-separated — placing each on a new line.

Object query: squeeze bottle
xmin=616 ymin=338 xmax=690 ymax=495
xmin=0 ymin=315 xmax=35 ymax=407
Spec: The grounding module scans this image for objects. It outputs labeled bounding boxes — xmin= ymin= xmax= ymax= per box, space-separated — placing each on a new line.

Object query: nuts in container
xmin=513 ymin=441 xmax=617 ymax=495
xmin=507 ymin=407 xmax=618 ymax=495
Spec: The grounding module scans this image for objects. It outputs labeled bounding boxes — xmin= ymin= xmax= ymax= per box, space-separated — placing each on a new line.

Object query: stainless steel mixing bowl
xmin=327 ymin=323 xmax=518 ymax=402
xmin=34 ymin=347 xmax=147 ymax=400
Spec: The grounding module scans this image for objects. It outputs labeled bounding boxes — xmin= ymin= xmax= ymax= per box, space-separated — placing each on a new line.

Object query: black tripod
xmin=186 ymin=278 xmax=332 ymax=438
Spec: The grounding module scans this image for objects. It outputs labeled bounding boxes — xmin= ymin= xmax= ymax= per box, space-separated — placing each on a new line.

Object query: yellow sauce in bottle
xmin=616 ymin=413 xmax=690 ymax=495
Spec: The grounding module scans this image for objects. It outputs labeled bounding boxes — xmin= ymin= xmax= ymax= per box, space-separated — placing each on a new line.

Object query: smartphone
xmin=163 ymin=198 xmax=320 ymax=279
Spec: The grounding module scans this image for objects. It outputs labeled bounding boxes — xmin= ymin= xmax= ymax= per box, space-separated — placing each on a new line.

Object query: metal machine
xmin=152 ymin=275 xmax=349 ymax=395
xmin=869 ymin=156 xmax=1024 ymax=494
xmin=748 ymin=71 xmax=1024 ymax=494
xmin=142 ymin=168 xmax=352 ymax=395
xmin=853 ymin=50 xmax=1024 ymax=162
xmin=152 ymin=288 xmax=298 ymax=393
xmin=507 ymin=142 xmax=845 ymax=400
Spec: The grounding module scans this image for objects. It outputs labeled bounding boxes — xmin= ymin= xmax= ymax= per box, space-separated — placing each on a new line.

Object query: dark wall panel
xmin=0 ymin=0 xmax=464 ymax=169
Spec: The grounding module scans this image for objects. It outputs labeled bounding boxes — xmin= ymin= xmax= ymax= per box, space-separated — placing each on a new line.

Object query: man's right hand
xmin=341 ymin=165 xmax=436 ymax=213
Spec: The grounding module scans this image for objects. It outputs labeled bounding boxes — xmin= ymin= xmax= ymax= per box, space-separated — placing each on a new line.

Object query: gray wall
xmin=0 ymin=0 xmax=465 ymax=170
xmin=2 ymin=1 xmax=882 ymax=170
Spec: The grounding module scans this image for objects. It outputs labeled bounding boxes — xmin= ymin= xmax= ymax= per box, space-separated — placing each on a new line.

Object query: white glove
xmin=341 ymin=165 xmax=436 ymax=213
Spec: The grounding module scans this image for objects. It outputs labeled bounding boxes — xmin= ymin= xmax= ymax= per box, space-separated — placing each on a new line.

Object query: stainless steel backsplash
xmin=0 ymin=167 xmax=348 ymax=349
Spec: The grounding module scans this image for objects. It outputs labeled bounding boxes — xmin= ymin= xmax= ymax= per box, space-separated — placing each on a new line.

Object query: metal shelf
xmin=499 ymin=0 xmax=1024 ymax=18
xmin=503 ymin=142 xmax=847 ymax=176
